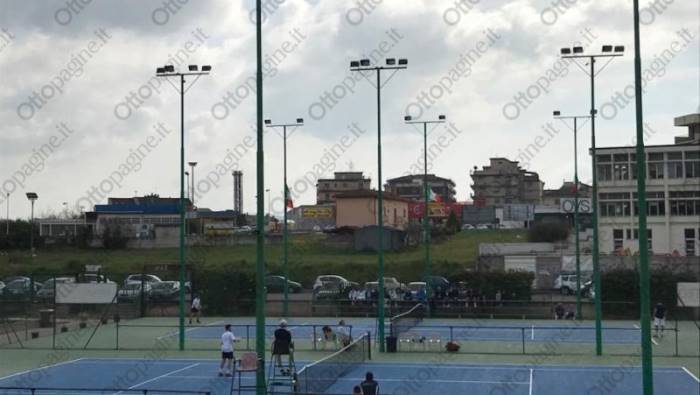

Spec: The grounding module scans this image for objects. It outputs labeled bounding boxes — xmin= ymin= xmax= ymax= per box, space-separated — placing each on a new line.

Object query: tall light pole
xmin=254 ymin=1 xmax=267 ymax=391
xmin=350 ymin=57 xmax=408 ymax=352
xmin=26 ymin=192 xmax=37 ymax=257
xmin=265 ymin=118 xmax=304 ymax=318
xmin=404 ymin=114 xmax=446 ymax=311
xmin=633 ymin=1 xmax=653 ymax=393
xmin=265 ymin=189 xmax=271 ymax=218
xmin=553 ymin=111 xmax=591 ymax=320
xmin=155 ymin=63 xmax=211 ymax=351
xmin=560 ymin=44 xmax=624 ymax=356
xmin=185 ymin=171 xmax=190 ymax=235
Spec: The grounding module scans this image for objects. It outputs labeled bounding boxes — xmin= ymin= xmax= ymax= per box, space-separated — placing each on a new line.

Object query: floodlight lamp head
xmin=553 ymin=111 xmax=561 ymax=116
xmin=296 ymin=118 xmax=304 ymax=124
xmin=188 ymin=65 xmax=198 ymax=71
xmin=164 ymin=65 xmax=175 ymax=72
xmin=560 ymin=48 xmax=571 ymax=55
xmin=614 ymin=45 xmax=624 ymax=53
xmin=264 ymin=119 xmax=271 ymax=125
xmin=601 ymin=45 xmax=613 ymax=53
xmin=386 ymin=58 xmax=396 ymax=65
xmin=438 ymin=115 xmax=446 ymax=121
xmin=573 ymin=47 xmax=583 ymax=54
xmin=202 ymin=65 xmax=212 ymax=72
xmin=398 ymin=58 xmax=408 ymax=65
xmin=360 ymin=59 xmax=370 ymax=66
xmin=404 ymin=115 xmax=412 ymax=121
xmin=350 ymin=60 xmax=360 ymax=68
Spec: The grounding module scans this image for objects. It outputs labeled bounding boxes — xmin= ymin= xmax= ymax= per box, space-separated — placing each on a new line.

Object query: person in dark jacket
xmin=272 ymin=319 xmax=294 ymax=374
xmin=360 ymin=371 xmax=378 ymax=395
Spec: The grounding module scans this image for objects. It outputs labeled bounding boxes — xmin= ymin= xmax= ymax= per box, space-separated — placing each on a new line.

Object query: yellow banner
xmin=302 ymin=207 xmax=333 ymax=218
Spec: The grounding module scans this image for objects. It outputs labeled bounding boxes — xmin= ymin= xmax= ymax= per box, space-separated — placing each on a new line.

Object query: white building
xmin=597 ymin=113 xmax=700 ymax=256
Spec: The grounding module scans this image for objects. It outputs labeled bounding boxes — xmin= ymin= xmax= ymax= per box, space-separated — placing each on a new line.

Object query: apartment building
xmin=385 ymin=174 xmax=457 ymax=202
xmin=316 ymin=172 xmax=371 ymax=204
xmin=470 ymin=158 xmax=544 ymax=207
xmin=597 ymin=113 xmax=700 ymax=256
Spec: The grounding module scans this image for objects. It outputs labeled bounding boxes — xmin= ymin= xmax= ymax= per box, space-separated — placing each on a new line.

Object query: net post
xmin=674 ymin=324 xmax=678 ymax=357
xmin=521 ymin=327 xmax=526 ymax=354
xmin=367 ymin=331 xmax=372 ymax=360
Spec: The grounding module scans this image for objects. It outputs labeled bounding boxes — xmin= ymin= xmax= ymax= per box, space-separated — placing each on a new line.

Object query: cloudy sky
xmin=0 ymin=0 xmax=698 ymax=219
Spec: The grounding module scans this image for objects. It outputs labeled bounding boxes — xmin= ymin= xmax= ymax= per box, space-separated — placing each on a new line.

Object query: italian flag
xmin=285 ymin=185 xmax=293 ymax=209
xmin=429 ymin=188 xmax=441 ymax=202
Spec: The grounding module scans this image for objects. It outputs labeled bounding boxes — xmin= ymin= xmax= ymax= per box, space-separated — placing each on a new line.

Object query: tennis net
xmin=390 ymin=303 xmax=425 ymax=337
xmin=294 ymin=333 xmax=370 ymax=394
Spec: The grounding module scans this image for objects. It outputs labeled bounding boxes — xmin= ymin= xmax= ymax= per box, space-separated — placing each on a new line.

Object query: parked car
xmin=461 ymin=224 xmax=475 ymax=230
xmin=423 ymin=275 xmax=450 ymax=291
xmin=124 ymin=274 xmax=162 ymax=286
xmin=233 ymin=226 xmax=253 ymax=234
xmin=4 ymin=278 xmax=41 ymax=297
xmin=364 ymin=281 xmax=404 ymax=300
xmin=265 ymin=275 xmax=302 ymax=294
xmin=148 ymin=281 xmax=180 ymax=302
xmin=313 ymin=275 xmax=351 ymax=293
xmin=118 ymin=282 xmax=152 ymax=302
xmin=554 ymin=273 xmax=590 ymax=295
xmin=582 ymin=280 xmax=595 ymax=299
xmin=367 ymin=277 xmax=405 ymax=292
xmin=36 ymin=277 xmax=75 ymax=302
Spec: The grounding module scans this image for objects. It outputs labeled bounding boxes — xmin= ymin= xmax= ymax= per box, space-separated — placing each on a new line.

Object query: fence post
xmin=367 ymin=331 xmax=372 ymax=360
xmin=674 ymin=320 xmax=678 ymax=357
xmin=53 ymin=275 xmax=57 ymax=349
xmin=116 ymin=320 xmax=119 ymax=350
xmin=521 ymin=327 xmax=526 ymax=354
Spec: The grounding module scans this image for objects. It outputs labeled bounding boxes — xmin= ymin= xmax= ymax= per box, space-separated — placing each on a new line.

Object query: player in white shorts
xmin=219 ymin=324 xmax=236 ymax=377
xmin=653 ymin=302 xmax=666 ymax=338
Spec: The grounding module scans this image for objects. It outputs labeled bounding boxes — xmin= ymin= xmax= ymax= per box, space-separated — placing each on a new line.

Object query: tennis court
xmin=0 ymin=357 xmax=697 ymax=395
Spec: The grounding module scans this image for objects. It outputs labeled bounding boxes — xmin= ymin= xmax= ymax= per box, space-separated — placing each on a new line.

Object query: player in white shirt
xmin=189 ymin=295 xmax=202 ymax=324
xmin=219 ymin=324 xmax=236 ymax=377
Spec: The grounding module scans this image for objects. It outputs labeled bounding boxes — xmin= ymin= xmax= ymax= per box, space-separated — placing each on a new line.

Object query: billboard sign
xmin=560 ymin=198 xmax=593 ymax=214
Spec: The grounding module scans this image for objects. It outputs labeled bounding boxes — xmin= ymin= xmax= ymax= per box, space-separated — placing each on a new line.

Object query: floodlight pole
xmin=561 ymin=46 xmax=623 ymax=356
xmin=350 ymin=59 xmax=407 ymax=352
xmin=405 ymin=116 xmax=446 ymax=313
xmin=633 ymin=1 xmax=653 ymax=393
xmin=553 ymin=113 xmax=591 ymax=321
xmin=254 ymin=1 xmax=267 ymax=392
xmin=265 ymin=119 xmax=304 ymax=318
xmin=155 ymin=65 xmax=210 ymax=352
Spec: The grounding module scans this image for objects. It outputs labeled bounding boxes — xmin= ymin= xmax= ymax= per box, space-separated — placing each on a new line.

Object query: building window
xmin=597 ymin=164 xmax=613 ymax=181
xmin=613 ymin=229 xmax=624 ymax=251
xmin=669 ymin=191 xmax=700 ymax=216
xmin=633 ymin=229 xmax=653 ymax=253
xmin=613 ymin=154 xmax=629 ymax=181
xmin=685 ymin=229 xmax=696 ymax=256
xmin=685 ymin=151 xmax=700 ymax=178
xmin=667 ymin=152 xmax=684 ymax=179
xmin=633 ymin=192 xmax=665 ymax=216
xmin=599 ymin=192 xmax=631 ymax=217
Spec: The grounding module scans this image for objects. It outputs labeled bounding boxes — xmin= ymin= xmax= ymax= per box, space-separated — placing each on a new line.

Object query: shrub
xmin=527 ymin=222 xmax=570 ymax=242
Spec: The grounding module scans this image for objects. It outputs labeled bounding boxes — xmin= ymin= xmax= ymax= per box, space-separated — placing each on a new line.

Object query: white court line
xmin=633 ymin=324 xmax=640 ymax=329
xmin=528 ymin=368 xmax=534 ymax=395
xmin=0 ymin=358 xmax=85 ymax=381
xmin=156 ymin=320 xmax=225 ymax=340
xmin=682 ymin=367 xmax=700 ymax=383
xmin=651 ymin=338 xmax=658 ymax=345
xmin=112 ymin=363 xmax=200 ymax=395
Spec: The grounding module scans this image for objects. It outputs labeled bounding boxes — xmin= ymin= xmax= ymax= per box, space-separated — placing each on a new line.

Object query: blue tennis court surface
xmin=0 ymin=358 xmax=697 ymax=395
xmin=171 ymin=318 xmax=643 ymax=344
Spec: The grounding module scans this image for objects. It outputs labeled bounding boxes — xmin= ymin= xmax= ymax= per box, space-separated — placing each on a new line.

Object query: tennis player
xmin=189 ymin=295 xmax=202 ymax=324
xmin=360 ymin=371 xmax=379 ymax=395
xmin=653 ymin=302 xmax=666 ymax=338
xmin=219 ymin=324 xmax=236 ymax=377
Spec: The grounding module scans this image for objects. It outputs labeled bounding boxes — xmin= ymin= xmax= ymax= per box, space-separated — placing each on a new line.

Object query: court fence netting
xmin=0 ymin=273 xmax=698 ymax=358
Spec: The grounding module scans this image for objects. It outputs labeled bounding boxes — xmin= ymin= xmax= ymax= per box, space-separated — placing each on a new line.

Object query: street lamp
xmin=350 ymin=57 xmax=408 ymax=352
xmin=404 ymin=114 xmax=446 ymax=311
xmin=553 ymin=110 xmax=591 ymax=321
xmin=155 ymin=63 xmax=211 ymax=351
xmin=265 ymin=117 xmax=304 ymax=318
xmin=26 ymin=192 xmax=37 ymax=257
xmin=560 ymin=44 xmax=623 ymax=356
